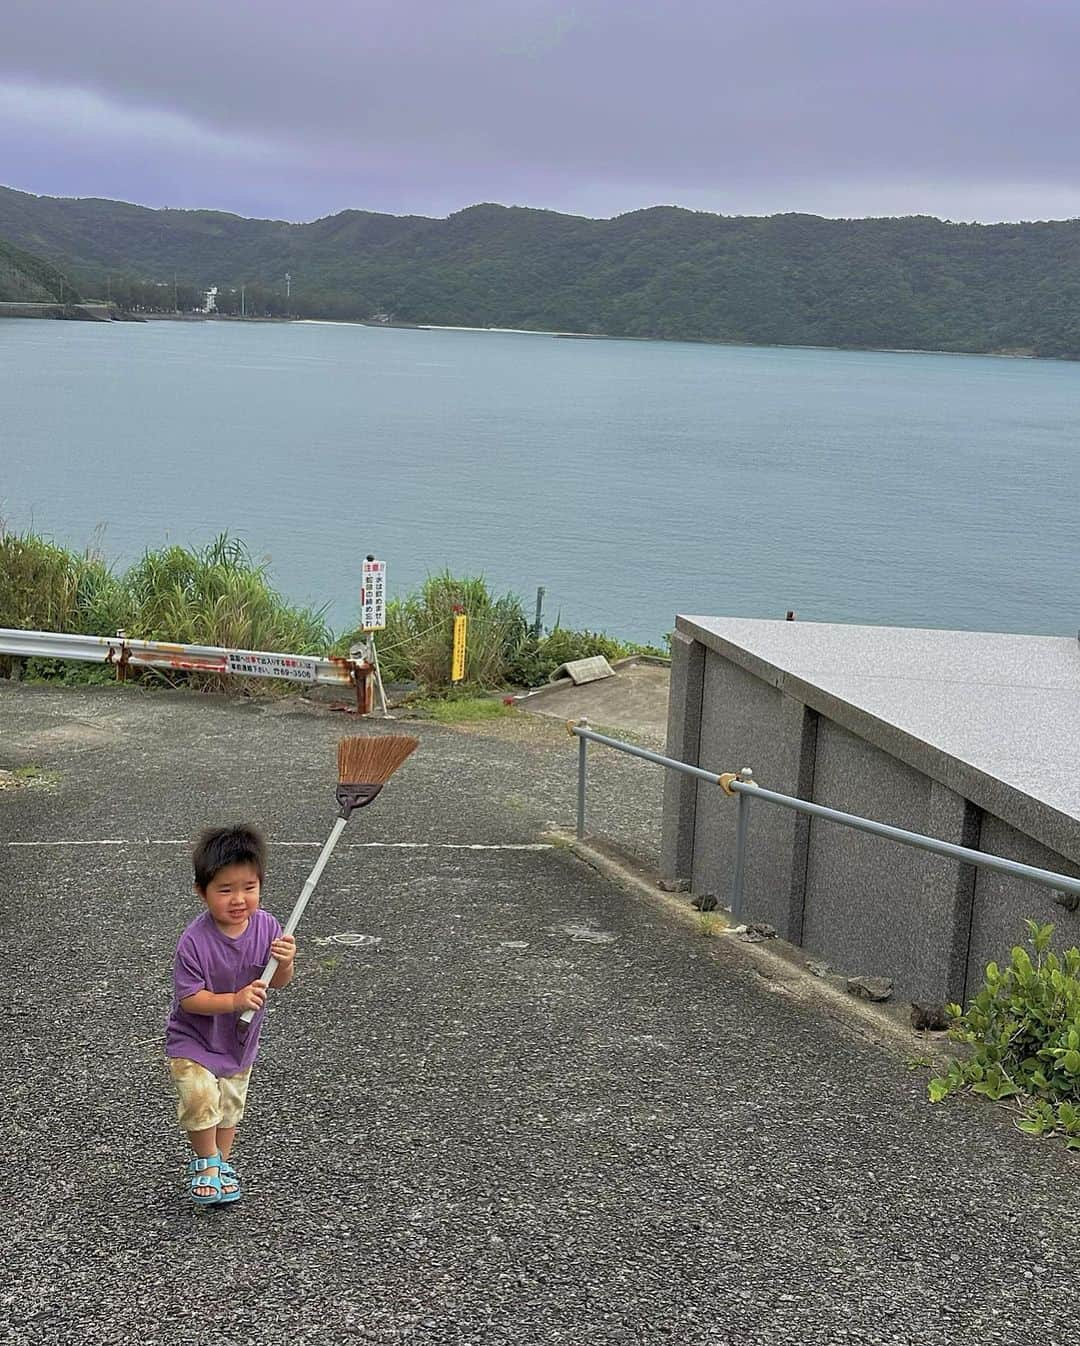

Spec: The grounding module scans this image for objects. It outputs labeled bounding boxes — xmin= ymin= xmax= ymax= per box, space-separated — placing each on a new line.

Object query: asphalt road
xmin=1 ymin=681 xmax=1077 ymax=1345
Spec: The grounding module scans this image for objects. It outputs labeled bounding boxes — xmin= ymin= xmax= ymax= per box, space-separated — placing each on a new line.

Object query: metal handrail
xmin=570 ymin=724 xmax=728 ymax=786
xmin=0 ymin=626 xmax=366 ymax=689
xmin=568 ymin=718 xmax=1080 ymax=919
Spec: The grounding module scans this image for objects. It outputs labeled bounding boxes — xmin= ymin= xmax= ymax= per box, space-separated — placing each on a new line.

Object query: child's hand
xmin=270 ymin=934 xmax=296 ymax=966
xmin=233 ymin=980 xmax=268 ymax=1014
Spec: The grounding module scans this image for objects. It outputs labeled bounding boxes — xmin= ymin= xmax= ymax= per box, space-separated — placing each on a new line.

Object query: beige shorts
xmin=168 ymin=1058 xmax=252 ymax=1131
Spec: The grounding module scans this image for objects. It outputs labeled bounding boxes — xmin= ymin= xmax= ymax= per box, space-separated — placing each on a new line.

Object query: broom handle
xmin=238 ymin=814 xmax=350 ymax=1026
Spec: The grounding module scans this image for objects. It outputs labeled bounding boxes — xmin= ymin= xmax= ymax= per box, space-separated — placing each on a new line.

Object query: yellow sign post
xmin=451 ymin=613 xmax=468 ymax=683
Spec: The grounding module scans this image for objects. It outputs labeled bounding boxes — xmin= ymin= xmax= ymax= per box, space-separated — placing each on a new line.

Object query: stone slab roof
xmin=677 ymin=615 xmax=1080 ymax=862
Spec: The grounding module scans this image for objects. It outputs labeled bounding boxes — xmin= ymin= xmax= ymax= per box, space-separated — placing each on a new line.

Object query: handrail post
xmin=729 ymin=767 xmax=756 ymax=920
xmin=576 ymin=717 xmax=589 ymax=839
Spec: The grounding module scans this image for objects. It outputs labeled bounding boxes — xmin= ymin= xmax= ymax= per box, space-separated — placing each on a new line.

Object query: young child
xmin=165 ymin=824 xmax=296 ymax=1205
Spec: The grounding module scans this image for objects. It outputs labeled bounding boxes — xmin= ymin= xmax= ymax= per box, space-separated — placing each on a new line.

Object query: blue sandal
xmin=188 ymin=1154 xmax=223 ymax=1206
xmin=187 ymin=1154 xmax=242 ymax=1205
xmin=217 ymin=1156 xmax=242 ymax=1203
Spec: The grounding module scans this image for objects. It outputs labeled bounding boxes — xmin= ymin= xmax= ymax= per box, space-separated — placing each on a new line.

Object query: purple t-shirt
xmin=165 ymin=908 xmax=282 ymax=1076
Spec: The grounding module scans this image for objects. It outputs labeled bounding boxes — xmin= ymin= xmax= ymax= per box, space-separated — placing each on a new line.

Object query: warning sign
xmin=361 ymin=558 xmax=387 ymax=631
xmin=225 ymin=651 xmax=318 ymax=682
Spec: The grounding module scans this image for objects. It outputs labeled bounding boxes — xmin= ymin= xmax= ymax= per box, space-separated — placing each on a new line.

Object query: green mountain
xmin=0 ymin=235 xmax=82 ymax=304
xmin=2 ymin=183 xmax=1080 ymax=356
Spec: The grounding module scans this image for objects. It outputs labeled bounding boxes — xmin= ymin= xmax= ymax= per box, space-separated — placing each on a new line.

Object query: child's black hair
xmin=192 ymin=824 xmax=266 ymax=892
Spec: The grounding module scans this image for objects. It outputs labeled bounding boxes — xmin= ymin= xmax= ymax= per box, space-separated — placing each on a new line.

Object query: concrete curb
xmin=549 ymin=829 xmax=955 ymax=1063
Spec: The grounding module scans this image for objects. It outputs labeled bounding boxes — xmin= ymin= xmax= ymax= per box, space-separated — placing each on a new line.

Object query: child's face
xmin=199 ymin=861 xmax=262 ymax=934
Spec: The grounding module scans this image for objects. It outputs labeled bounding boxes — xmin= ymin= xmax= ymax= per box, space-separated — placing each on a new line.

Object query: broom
xmin=239 ymin=733 xmax=419 ymax=1027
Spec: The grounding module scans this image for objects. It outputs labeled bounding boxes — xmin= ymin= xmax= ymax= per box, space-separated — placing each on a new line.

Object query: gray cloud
xmin=1 ymin=0 xmax=1078 ymax=221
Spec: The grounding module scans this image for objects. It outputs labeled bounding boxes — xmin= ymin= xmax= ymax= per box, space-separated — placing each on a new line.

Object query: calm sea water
xmin=1 ymin=318 xmax=1077 ymax=643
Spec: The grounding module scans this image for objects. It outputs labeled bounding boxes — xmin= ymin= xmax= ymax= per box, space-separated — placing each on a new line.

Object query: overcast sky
xmin=2 ymin=0 xmax=1079 ymax=224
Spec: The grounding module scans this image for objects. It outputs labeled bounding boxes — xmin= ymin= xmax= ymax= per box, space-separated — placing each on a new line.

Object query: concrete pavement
xmin=1 ymin=681 xmax=1078 ymax=1345
xmin=515 ymin=659 xmax=670 ymax=744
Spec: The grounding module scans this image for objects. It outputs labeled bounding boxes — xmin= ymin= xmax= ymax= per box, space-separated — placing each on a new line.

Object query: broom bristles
xmin=337 ymin=734 xmax=419 ymax=785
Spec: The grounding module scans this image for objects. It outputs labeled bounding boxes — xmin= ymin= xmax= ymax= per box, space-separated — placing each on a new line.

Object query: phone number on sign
xmin=224 ymin=653 xmax=318 ymax=682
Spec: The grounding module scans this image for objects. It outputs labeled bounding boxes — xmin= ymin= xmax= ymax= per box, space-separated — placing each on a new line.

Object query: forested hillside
xmin=3 ymin=184 xmax=1079 ymax=356
xmin=0 ymin=236 xmax=82 ymax=304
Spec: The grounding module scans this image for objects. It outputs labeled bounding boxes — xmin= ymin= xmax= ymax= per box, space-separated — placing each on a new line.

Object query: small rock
xmin=658 ymin=877 xmax=691 ymax=893
xmin=739 ymin=922 xmax=777 ymax=942
xmin=807 ymin=960 xmax=832 ymax=978
xmin=691 ymin=893 xmax=718 ymax=911
xmin=910 ymin=1001 xmax=951 ymax=1031
xmin=847 ymin=974 xmax=894 ymax=1002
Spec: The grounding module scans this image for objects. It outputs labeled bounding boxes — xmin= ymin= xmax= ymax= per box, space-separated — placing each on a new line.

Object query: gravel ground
xmin=1 ymin=682 xmax=1078 ymax=1346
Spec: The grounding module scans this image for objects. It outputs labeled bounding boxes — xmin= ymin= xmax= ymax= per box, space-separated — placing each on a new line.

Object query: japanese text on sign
xmin=225 ymin=651 xmax=318 ymax=682
xmin=361 ymin=559 xmax=387 ymax=631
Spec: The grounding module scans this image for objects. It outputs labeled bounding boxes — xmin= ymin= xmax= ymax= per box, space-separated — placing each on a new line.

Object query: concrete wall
xmin=801 ymin=721 xmax=979 ymax=1002
xmin=694 ymin=657 xmax=787 ymax=929
xmin=967 ymin=816 xmax=1080 ymax=1000
xmin=661 ymin=625 xmax=1080 ymax=1003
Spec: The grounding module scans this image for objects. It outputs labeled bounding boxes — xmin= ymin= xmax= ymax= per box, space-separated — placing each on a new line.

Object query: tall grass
xmin=340 ymin=570 xmax=666 ymax=691
xmin=0 ymin=527 xmax=329 ymax=688
xmin=344 ymin=572 xmax=529 ymax=689
xmin=0 ymin=528 xmax=126 ymax=634
xmin=1 ymin=526 xmax=662 ymax=695
xmin=123 ymin=535 xmax=330 ymax=652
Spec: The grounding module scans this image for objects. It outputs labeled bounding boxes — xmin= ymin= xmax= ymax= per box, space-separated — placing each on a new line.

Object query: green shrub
xmin=929 ymin=921 xmax=1080 ymax=1149
xmin=343 ymin=572 xmax=529 ymax=690
xmin=506 ymin=625 xmax=669 ymax=689
xmin=24 ymin=658 xmax=118 ymax=686
xmin=506 ymin=627 xmax=617 ymax=688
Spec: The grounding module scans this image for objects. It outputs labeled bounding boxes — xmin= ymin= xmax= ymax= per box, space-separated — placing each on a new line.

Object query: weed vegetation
xmin=930 ymin=921 xmax=1080 ymax=1149
xmin=409 ymin=695 xmax=515 ymax=724
xmin=340 ymin=570 xmax=665 ymax=693
xmin=0 ymin=528 xmax=328 ymax=688
xmin=1 ymin=528 xmax=664 ymax=694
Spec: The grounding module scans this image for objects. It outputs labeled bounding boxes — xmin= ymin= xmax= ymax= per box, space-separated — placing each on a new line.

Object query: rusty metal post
xmin=350 ymin=661 xmax=374 ymax=715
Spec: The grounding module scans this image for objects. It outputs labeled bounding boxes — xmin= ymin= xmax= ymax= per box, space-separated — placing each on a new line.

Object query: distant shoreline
xmin=296 ymin=316 xmax=615 ymax=340
xmin=294 ymin=317 xmax=1052 ymax=362
xmin=10 ymin=309 xmax=1065 ymax=361
xmin=141 ymin=312 xmax=291 ymax=324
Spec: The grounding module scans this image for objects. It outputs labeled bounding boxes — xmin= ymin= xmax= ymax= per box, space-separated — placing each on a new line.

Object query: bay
xmin=1 ymin=317 xmax=1077 ymax=643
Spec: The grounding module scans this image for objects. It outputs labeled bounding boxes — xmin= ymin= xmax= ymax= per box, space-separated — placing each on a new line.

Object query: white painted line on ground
xmin=6 ymin=839 xmax=554 ymax=850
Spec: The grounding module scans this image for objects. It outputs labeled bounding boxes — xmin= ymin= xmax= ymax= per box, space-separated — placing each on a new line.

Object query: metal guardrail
xmin=568 ymin=718 xmax=1080 ymax=920
xmin=0 ymin=627 xmax=373 ymax=706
